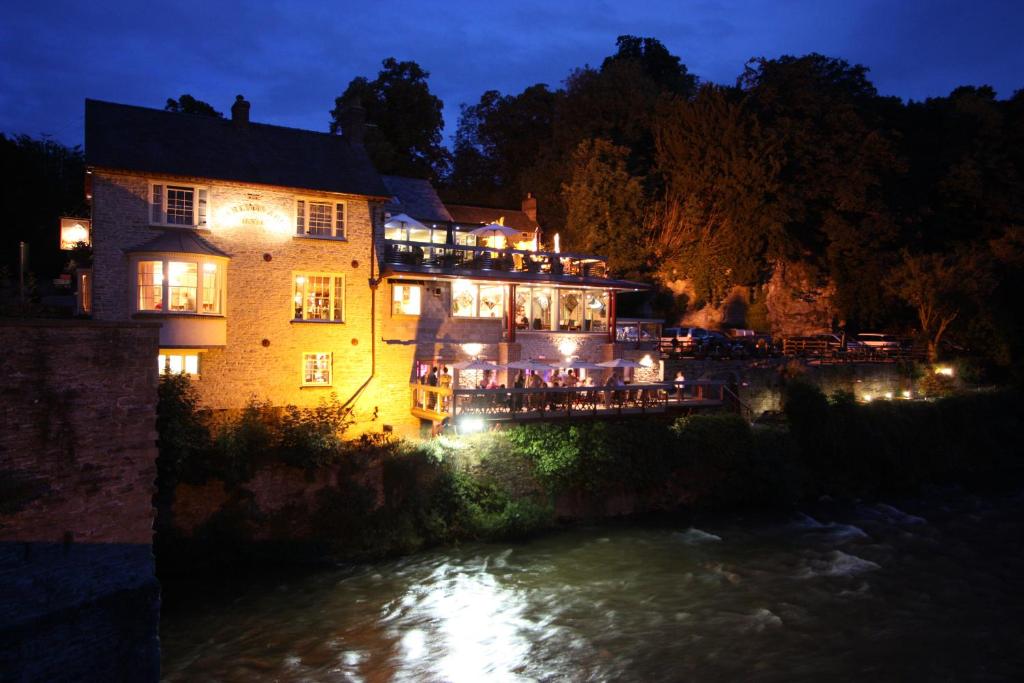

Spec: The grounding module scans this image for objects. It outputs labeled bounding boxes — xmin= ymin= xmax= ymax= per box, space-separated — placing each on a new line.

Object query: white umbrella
xmin=597 ymin=358 xmax=645 ymax=369
xmin=385 ymin=213 xmax=427 ymax=230
xmin=453 ymin=360 xmax=505 ymax=371
xmin=468 ymin=223 xmax=525 ymax=243
xmin=550 ymin=358 xmax=604 ymax=370
xmin=507 ymin=360 xmax=554 ymax=372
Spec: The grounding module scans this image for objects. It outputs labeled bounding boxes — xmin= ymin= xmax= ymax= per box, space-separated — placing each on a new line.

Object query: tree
xmin=0 ymin=134 xmax=86 ymax=280
xmin=739 ymin=53 xmax=903 ymax=326
xmin=651 ymin=85 xmax=783 ymax=303
xmin=887 ymin=249 xmax=990 ymax=362
xmin=601 ymin=35 xmax=697 ymax=98
xmin=330 ymin=58 xmax=448 ymax=180
xmin=562 ymin=138 xmax=647 ymax=276
xmin=165 ymin=94 xmax=222 ymax=117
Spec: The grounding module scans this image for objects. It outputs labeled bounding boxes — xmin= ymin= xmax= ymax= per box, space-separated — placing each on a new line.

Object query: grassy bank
xmin=155 ymin=376 xmax=1024 ymax=574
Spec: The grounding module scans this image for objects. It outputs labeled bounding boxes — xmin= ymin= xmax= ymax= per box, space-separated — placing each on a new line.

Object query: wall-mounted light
xmin=557 ymin=339 xmax=577 ymax=358
xmin=639 ymin=354 xmax=654 ymax=368
xmin=934 ymin=366 xmax=954 ymax=377
xmin=462 ymin=342 xmax=483 ymax=357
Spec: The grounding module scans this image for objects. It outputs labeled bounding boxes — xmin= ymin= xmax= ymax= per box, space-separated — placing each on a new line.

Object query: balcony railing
xmin=410 ymin=380 xmax=730 ymax=424
xmin=383 ymin=239 xmax=608 ymax=279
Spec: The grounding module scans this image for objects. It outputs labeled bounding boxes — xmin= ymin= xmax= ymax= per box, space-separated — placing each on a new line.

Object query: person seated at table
xmin=565 ymin=369 xmax=579 ymax=387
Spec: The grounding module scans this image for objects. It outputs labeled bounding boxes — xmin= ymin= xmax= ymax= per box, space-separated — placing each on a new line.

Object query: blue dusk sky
xmin=1 ymin=0 xmax=1022 ymax=147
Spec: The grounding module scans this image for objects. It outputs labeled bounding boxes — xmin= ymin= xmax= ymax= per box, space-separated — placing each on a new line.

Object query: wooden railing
xmin=411 ymin=380 xmax=730 ymax=423
xmin=383 ymin=239 xmax=608 ymax=279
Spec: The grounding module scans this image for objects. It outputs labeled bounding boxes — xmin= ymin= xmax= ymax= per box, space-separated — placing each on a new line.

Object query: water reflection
xmin=162 ymin=488 xmax=1024 ymax=682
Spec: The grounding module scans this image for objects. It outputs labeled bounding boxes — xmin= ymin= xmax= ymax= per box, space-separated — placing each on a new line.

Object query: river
xmin=160 ymin=486 xmax=1024 ymax=682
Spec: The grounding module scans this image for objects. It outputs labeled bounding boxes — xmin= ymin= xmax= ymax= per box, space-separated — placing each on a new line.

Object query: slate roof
xmin=382 ymin=175 xmax=452 ymax=224
xmin=445 ymin=203 xmax=539 ymax=232
xmin=85 ymin=99 xmax=389 ymax=198
xmin=124 ymin=229 xmax=231 ymax=258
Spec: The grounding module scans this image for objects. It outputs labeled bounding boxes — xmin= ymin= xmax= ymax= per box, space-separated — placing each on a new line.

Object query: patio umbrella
xmin=597 ymin=358 xmax=645 ymax=369
xmin=507 ymin=359 xmax=554 ymax=372
xmin=550 ymin=358 xmax=604 ymax=370
xmin=468 ymin=223 xmax=524 ymax=246
xmin=453 ymin=360 xmax=505 ymax=371
xmin=384 ymin=213 xmax=428 ymax=230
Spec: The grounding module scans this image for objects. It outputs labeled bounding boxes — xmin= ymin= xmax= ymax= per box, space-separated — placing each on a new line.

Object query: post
xmin=607 ymin=289 xmax=617 ymax=343
xmin=507 ymin=283 xmax=516 ymax=342
xmin=18 ymin=241 xmax=29 ymax=303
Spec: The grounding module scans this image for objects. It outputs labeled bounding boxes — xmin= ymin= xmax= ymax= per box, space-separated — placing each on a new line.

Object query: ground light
xmin=457 ymin=416 xmax=485 ymax=434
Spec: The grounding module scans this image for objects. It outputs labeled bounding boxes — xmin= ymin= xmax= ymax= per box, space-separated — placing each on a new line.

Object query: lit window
xmin=158 ymin=351 xmax=200 ymax=376
xmin=151 ymin=183 xmax=207 ymax=227
xmin=584 ymin=291 xmax=609 ymax=332
xmin=296 ymin=199 xmax=345 ymax=238
xmin=392 ymin=283 xmax=422 ymax=316
xmin=135 ymin=258 xmax=223 ymax=314
xmin=452 ymin=281 xmax=508 ymax=318
xmin=138 ymin=260 xmax=163 ymax=311
xmin=302 ymin=352 xmax=332 ymax=386
xmin=293 ymin=273 xmax=345 ymax=321
xmin=452 ymin=279 xmax=478 ymax=317
xmin=558 ymin=289 xmax=584 ymax=331
xmin=478 ymin=285 xmax=504 ymax=318
xmin=167 ymin=261 xmax=198 ymax=312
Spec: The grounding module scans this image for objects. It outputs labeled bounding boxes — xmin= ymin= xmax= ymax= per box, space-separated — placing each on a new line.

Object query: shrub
xmin=156 ymin=374 xmax=211 ymax=489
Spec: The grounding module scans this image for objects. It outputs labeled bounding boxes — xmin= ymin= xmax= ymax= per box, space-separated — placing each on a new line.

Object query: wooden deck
xmin=411 ymin=381 xmax=732 ymax=426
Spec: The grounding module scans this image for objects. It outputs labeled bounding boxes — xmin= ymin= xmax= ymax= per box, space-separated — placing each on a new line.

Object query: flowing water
xmin=161 ymin=487 xmax=1024 ymax=682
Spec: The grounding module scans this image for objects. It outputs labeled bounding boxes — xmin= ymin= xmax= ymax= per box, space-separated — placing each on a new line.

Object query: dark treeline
xmin=335 ymin=37 xmax=1023 ymax=371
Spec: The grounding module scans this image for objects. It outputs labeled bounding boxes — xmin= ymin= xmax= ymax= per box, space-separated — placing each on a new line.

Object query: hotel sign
xmin=224 ymin=193 xmax=285 ymax=230
xmin=60 ymin=217 xmax=91 ymax=250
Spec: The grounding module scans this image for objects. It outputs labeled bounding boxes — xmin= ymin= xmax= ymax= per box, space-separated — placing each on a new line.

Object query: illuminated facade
xmin=85 ymin=97 xmax=651 ymax=437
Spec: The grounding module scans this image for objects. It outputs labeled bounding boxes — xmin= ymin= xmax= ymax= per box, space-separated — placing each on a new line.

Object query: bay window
xmin=136 ymin=257 xmax=224 ymax=314
xmin=293 ymin=273 xmax=345 ymax=322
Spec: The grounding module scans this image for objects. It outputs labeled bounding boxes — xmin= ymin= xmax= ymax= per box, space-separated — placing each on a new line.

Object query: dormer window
xmin=151 ymin=183 xmax=208 ymax=227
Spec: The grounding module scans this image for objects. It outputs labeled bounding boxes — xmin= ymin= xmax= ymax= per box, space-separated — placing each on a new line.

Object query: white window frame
xmin=150 ymin=182 xmax=209 ymax=228
xmin=292 ymin=272 xmax=346 ymax=322
xmin=134 ymin=256 xmax=225 ymax=315
xmin=301 ymin=352 xmax=333 ymax=387
xmin=295 ymin=197 xmax=346 ymax=239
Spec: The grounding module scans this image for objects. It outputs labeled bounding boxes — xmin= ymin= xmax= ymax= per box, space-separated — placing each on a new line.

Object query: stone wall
xmin=0 ymin=320 xmax=161 ymax=681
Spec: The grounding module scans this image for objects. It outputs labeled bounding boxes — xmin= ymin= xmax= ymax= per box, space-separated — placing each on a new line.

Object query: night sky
xmin=2 ymin=0 xmax=1022 ymax=147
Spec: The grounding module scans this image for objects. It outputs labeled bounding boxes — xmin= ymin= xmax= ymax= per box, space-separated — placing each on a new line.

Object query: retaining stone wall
xmin=0 ymin=320 xmax=161 ymax=681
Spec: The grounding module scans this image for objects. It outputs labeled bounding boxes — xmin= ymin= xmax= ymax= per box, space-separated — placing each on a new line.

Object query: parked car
xmin=811 ymin=333 xmax=868 ymax=352
xmin=695 ymin=331 xmax=747 ymax=359
xmin=662 ymin=326 xmax=711 ymax=354
xmin=857 ymin=333 xmax=904 ymax=354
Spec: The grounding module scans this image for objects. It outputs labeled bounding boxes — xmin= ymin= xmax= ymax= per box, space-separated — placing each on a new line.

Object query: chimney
xmin=522 ymin=192 xmax=537 ymax=222
xmin=231 ymin=95 xmax=250 ymax=125
xmin=340 ymin=97 xmax=366 ymax=145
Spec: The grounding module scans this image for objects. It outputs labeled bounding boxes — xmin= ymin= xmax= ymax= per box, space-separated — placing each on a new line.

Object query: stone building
xmin=85 ymin=97 xmax=650 ymax=438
